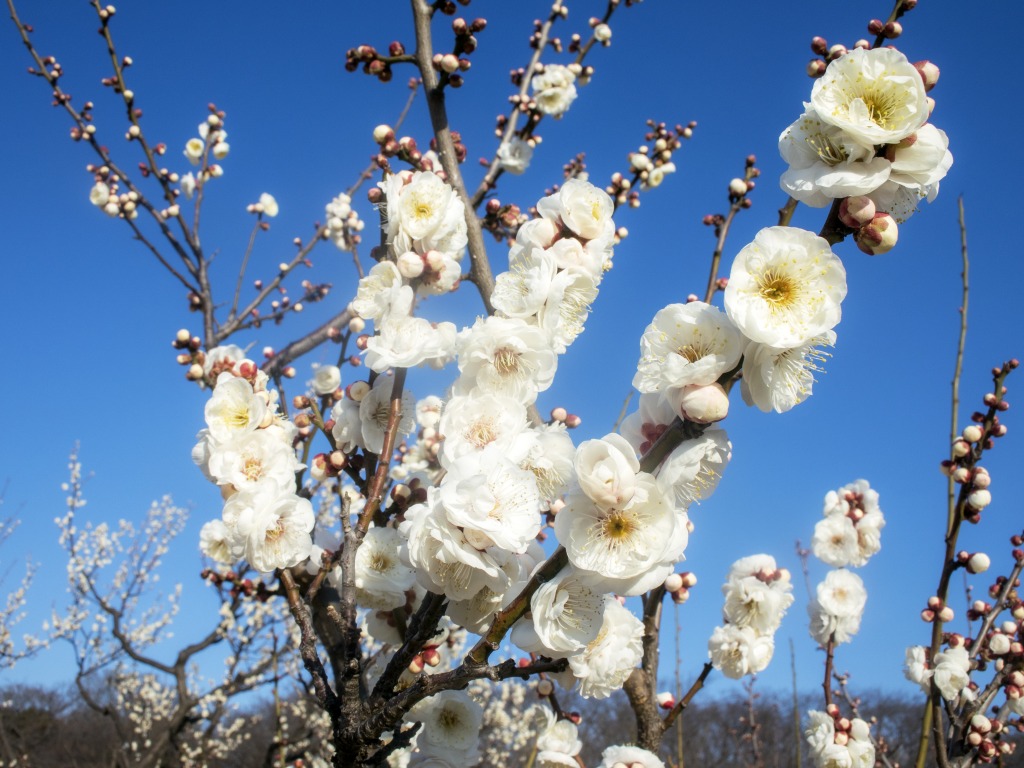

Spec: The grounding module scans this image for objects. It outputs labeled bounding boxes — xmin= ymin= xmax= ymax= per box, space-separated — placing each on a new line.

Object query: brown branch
xmin=661 ymin=662 xmax=714 ymax=733
xmin=357 ymin=367 xmax=408 ymax=533
xmin=410 ymin=0 xmax=494 ymax=314
xmin=948 ymin=197 xmax=969 ymax=525
xmin=279 ymin=568 xmax=338 ymax=715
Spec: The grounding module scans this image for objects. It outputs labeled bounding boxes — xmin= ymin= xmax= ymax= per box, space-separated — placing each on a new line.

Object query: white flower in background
xmin=741 ymin=332 xmax=835 ymax=413
xmin=438 ymin=394 xmax=529 ymax=466
xmin=810 ymin=47 xmax=928 ymax=148
xmin=598 ymin=745 xmax=665 ymax=768
xmin=527 ymin=569 xmax=605 ymax=654
xmin=258 ymin=192 xmax=279 ymax=217
xmin=532 ymin=64 xmax=578 ymax=118
xmin=491 ymin=244 xmax=556 ymax=319
xmin=358 ymin=375 xmax=416 ymax=454
xmin=811 ymin=515 xmax=860 ymax=567
xmin=634 ymin=302 xmax=744 ymax=393
xmin=212 ymin=140 xmax=230 ymax=159
xmin=724 ymin=226 xmax=847 ymax=350
xmin=808 ymin=569 xmax=867 ymax=646
xmin=202 ymin=344 xmax=246 ymax=380
xmin=206 ymin=429 xmax=302 ymax=492
xmin=548 ymin=233 xmax=610 ymax=278
xmin=406 ymin=690 xmax=483 ymax=754
xmin=497 ymin=136 xmax=534 ymax=174
xmin=352 ymin=260 xmax=405 ymax=322
xmin=869 ymin=123 xmax=953 ymax=223
xmin=619 ymin=392 xmax=677 ymax=455
xmin=779 ymin=109 xmax=892 ymax=206
xmin=722 ymin=554 xmax=794 ymax=635
xmin=89 ymin=181 xmax=110 ymax=207
xmin=229 ymin=481 xmax=315 ymax=572
xmin=439 ymin=454 xmax=541 ymax=553
xmin=179 ymin=172 xmax=196 ymax=199
xmin=204 ymin=375 xmax=268 ymax=443
xmin=454 ymin=316 xmax=558 ymax=405
xmin=573 ymin=433 xmax=640 ymax=509
xmin=562 ymin=597 xmax=644 ymax=699
xmin=932 ymin=645 xmax=971 ymax=700
xmin=199 ymin=519 xmax=235 ymax=564
xmin=708 ymin=624 xmax=774 ymax=679
xmin=184 ymin=137 xmax=204 ymax=165
xmin=536 ymin=178 xmax=614 ymax=241
xmin=534 ymin=707 xmax=582 ymax=765
xmin=804 ymin=710 xmax=836 ymax=757
xmin=655 ymin=427 xmax=731 ymax=508
xmin=904 ymin=645 xmax=932 ymax=694
xmin=354 ymin=527 xmax=416 ymax=610
xmin=642 ymin=161 xmax=676 ymax=190
xmin=416 ymin=395 xmax=444 ymax=428
xmin=330 ymin=397 xmax=364 ymax=452
xmin=312 ymin=365 xmax=342 ymax=396
xmin=382 ymin=170 xmax=468 ymax=258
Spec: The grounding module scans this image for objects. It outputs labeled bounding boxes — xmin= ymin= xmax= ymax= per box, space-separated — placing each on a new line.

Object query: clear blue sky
xmin=2 ymin=0 xmax=1022 ymax=704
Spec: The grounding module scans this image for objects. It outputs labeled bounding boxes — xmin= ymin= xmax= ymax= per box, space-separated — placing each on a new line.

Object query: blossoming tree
xmin=4 ymin=0 xmax=1023 ymax=767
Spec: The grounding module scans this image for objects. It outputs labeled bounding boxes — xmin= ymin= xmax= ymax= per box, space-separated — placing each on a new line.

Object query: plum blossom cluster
xmin=636 ymin=224 xmax=847 ymax=419
xmin=780 ymin=46 xmax=953 ymax=254
xmin=707 ymin=555 xmax=794 ymax=679
xmin=804 ymin=707 xmax=876 ymax=768
xmin=808 ymin=480 xmax=883 ymax=647
xmin=192 ymin=349 xmax=313 ymax=573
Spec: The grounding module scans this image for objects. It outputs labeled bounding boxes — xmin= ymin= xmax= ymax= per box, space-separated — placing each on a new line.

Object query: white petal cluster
xmin=812 ymin=479 xmax=885 ymax=567
xmin=533 ymin=707 xmax=582 ymax=766
xmin=381 ymin=170 xmax=468 ymax=268
xmin=780 ymin=47 xmax=951 ymax=222
xmin=808 ymin=569 xmax=867 ymax=646
xmin=805 ymin=710 xmax=876 ymax=768
xmin=330 ymin=374 xmax=417 ymax=455
xmin=903 ymin=645 xmax=932 ymax=694
xmin=324 ymin=191 xmax=364 ymax=251
xmin=405 ymin=690 xmax=483 ymax=761
xmin=932 ymin=645 xmax=971 ymax=701
xmin=532 ymin=64 xmax=578 ymax=118
xmin=709 ymin=554 xmax=790 ymax=679
xmin=724 ymin=226 xmax=847 ymax=350
xmin=193 ymin=371 xmax=312 ymax=572
xmin=741 ymin=331 xmax=835 ymax=413
xmin=497 ymin=136 xmax=534 ymax=175
xmin=598 ymin=745 xmax=665 ymax=768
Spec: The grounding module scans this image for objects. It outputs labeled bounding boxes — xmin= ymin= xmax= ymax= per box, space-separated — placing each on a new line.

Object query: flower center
xmin=242 ymin=455 xmax=264 ymax=482
xmin=369 ymin=552 xmax=391 ymax=573
xmin=677 ymin=340 xmax=711 ymax=364
xmin=757 ymin=270 xmax=798 ymax=309
xmin=265 ymin=518 xmax=286 ymax=543
xmin=805 ymin=133 xmax=847 ymax=166
xmin=602 ymin=510 xmax=637 ymax=541
xmin=465 ymin=418 xmax=498 ymax=449
xmin=493 ymin=347 xmax=521 ymax=377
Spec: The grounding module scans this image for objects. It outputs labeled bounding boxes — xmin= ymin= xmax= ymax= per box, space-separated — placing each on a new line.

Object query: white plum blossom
xmin=205 ymin=429 xmax=303 ymax=492
xmin=598 ymin=745 xmax=665 ymax=768
xmin=228 ymin=480 xmax=315 ymax=572
xmin=199 ymin=519 xmax=234 ymax=565
xmin=573 ymin=433 xmax=640 ymax=509
xmin=364 ymin=308 xmax=458 ymax=372
xmin=536 ymin=178 xmax=614 ymax=241
xmin=522 ymin=569 xmax=605 ymax=654
xmin=869 ymin=123 xmax=953 ymax=222
xmin=810 ymin=47 xmax=929 ymax=148
xmin=354 ymin=527 xmax=416 ymax=610
xmin=204 ymin=374 xmax=269 ymax=443
xmin=497 ymin=136 xmax=534 ymax=174
xmin=813 ymin=480 xmax=885 ymax=567
xmin=655 ymin=427 xmax=732 ymax=508
xmin=534 ymin=707 xmax=582 ymax=765
xmin=382 ymin=170 xmax=468 ymax=259
xmin=312 ymin=365 xmax=342 ymax=396
xmin=514 ymin=424 xmax=576 ymax=510
xmin=490 ymin=244 xmax=556 ymax=319
xmin=808 ymin=569 xmax=867 ymax=646
xmin=258 ymin=192 xmax=279 ymax=217
xmin=537 ymin=266 xmax=600 ymax=353
xmin=562 ymin=597 xmax=644 ymax=699
xmin=405 ymin=690 xmax=483 ymax=755
xmin=438 ymin=454 xmax=541 ymax=554
xmin=438 ymin=393 xmax=529 ymax=466
xmin=352 ymin=261 xmax=405 ymax=322
xmin=532 ymin=64 xmax=578 ymax=118
xmin=721 ymin=554 xmax=794 ymax=635
xmin=359 ymin=375 xmax=417 ymax=454
xmin=932 ymin=645 xmax=971 ymax=701
xmin=904 ymin=645 xmax=932 ymax=694
xmin=724 ymin=226 xmax=847 ymax=350
xmin=741 ymin=332 xmax=836 ymax=413
xmin=454 ymin=316 xmax=558 ymax=405
xmin=633 ymin=302 xmax=743 ymax=393
xmin=779 ymin=109 xmax=892 ymax=206
xmin=708 ymin=624 xmax=774 ymax=679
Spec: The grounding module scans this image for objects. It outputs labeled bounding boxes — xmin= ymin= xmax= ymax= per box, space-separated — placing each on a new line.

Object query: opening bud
xmin=839 ymin=196 xmax=876 ymax=229
xmin=668 ymin=382 xmax=730 ymax=424
xmin=855 ymin=212 xmax=898 ymax=256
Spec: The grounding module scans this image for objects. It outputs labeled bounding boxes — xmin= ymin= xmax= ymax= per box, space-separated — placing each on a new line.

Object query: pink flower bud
xmin=937 ymin=606 xmax=955 ymax=623
xmin=397 ymin=251 xmax=424 ymax=278
xmin=914 ymin=60 xmax=940 ymax=91
xmin=839 ymin=196 xmax=876 ymax=229
xmin=968 ymin=553 xmax=991 ymax=574
xmin=967 ymin=489 xmax=991 ymax=510
xmin=668 ymin=383 xmax=730 ymax=424
xmin=656 ymin=691 xmax=675 ymax=709
xmin=855 ymin=212 xmax=899 ymax=256
xmin=951 ymin=438 xmax=970 ymax=457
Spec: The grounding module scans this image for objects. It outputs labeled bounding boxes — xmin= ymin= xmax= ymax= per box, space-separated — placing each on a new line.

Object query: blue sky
xmin=2 ymin=0 xmax=1022 ymax=706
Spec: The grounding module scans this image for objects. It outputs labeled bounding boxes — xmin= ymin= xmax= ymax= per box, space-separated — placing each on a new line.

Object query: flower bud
xmin=967 ymin=489 xmax=991 ymax=510
xmin=537 ymin=679 xmax=554 ymax=696
xmin=989 ymin=633 xmax=1011 ymax=655
xmin=397 ymin=250 xmax=425 ymax=278
xmin=594 ymin=23 xmax=611 ymax=42
xmin=348 ymin=316 xmax=366 ymax=334
xmin=937 ymin=605 xmax=955 ymax=623
xmin=972 ymin=715 xmax=992 ymax=733
xmin=656 ymin=691 xmax=675 ymax=709
xmin=373 ymin=124 xmax=393 ymax=144
xmin=951 ymin=438 xmax=970 ymax=458
xmin=347 ymin=381 xmax=370 ymax=402
xmin=963 ymin=424 xmax=983 ymax=443
xmin=728 ymin=178 xmax=747 ymax=197
xmin=914 ymin=60 xmax=940 ymax=91
xmin=668 ymin=383 xmax=730 ymax=424
xmin=839 ymin=196 xmax=876 ymax=229
xmin=664 ymin=573 xmax=684 ymax=592
xmin=855 ymin=212 xmax=898 ymax=256
xmin=968 ymin=553 xmax=991 ymax=574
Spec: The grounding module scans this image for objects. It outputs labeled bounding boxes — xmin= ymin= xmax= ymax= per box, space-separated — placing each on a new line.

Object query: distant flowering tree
xmin=5 ymin=0 xmax=1021 ymax=767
